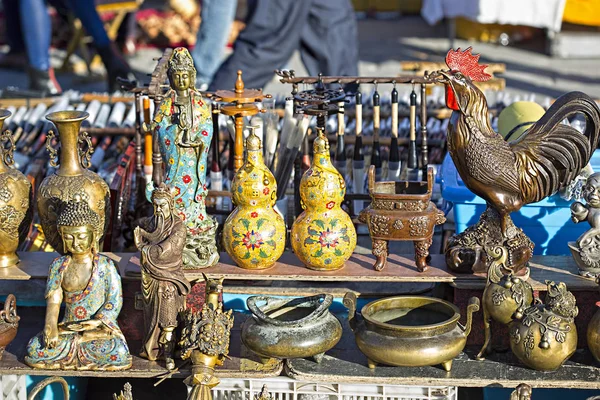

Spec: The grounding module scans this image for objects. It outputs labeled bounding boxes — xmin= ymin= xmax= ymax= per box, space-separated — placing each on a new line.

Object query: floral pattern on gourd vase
xmin=223 ymin=133 xmax=285 ymax=269
xmin=291 ymin=130 xmax=356 ymax=270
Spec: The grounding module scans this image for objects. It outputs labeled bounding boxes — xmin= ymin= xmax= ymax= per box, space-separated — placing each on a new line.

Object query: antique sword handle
xmin=0 ymin=129 xmax=16 ymax=167
xmin=78 ymin=130 xmax=94 ymax=169
xmin=45 ymin=130 xmax=59 ymax=167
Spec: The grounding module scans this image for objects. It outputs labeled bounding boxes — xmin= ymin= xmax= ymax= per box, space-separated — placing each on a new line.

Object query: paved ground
xmin=1 ymin=16 xmax=599 ymax=99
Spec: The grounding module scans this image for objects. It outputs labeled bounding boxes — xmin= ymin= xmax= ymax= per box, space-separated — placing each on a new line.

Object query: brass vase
xmin=0 ymin=110 xmax=32 ymax=267
xmin=509 ymin=281 xmax=578 ymax=371
xmin=38 ymin=111 xmax=110 ymax=254
xmin=588 ymin=301 xmax=600 ymax=363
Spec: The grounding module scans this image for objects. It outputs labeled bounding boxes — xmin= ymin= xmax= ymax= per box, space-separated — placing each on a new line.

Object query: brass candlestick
xmin=215 ymin=70 xmax=270 ymax=172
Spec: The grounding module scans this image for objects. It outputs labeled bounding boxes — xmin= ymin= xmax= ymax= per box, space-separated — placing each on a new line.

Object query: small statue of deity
xmin=135 ymin=183 xmax=191 ymax=370
xmin=146 ymin=47 xmax=218 ymax=268
xmin=24 ymin=196 xmax=132 ymax=370
xmin=569 ymin=172 xmax=600 ymax=277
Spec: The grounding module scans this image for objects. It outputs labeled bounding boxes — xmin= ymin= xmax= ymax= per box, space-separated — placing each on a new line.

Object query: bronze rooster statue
xmin=429 ymin=48 xmax=600 ymax=274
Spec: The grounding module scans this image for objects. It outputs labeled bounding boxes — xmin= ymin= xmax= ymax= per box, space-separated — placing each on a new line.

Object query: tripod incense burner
xmin=359 ymin=166 xmax=445 ymax=271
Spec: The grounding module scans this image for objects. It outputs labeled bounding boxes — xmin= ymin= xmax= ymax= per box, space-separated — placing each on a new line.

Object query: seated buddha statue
xmin=25 ymin=197 xmax=132 ymax=370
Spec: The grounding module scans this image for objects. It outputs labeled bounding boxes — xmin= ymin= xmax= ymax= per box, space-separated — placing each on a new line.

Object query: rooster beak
xmin=427 ymin=70 xmax=450 ymax=84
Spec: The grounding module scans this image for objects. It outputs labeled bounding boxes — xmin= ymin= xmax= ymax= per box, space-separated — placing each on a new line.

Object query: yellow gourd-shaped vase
xmin=223 ymin=128 xmax=286 ymax=269
xmin=292 ymin=128 xmax=357 ymax=270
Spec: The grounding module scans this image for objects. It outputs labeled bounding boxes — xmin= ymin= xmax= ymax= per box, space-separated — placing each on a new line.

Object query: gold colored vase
xmin=291 ymin=128 xmax=356 ymax=270
xmin=223 ymin=130 xmax=285 ymax=269
xmin=0 ymin=110 xmax=32 ymax=267
xmin=37 ymin=111 xmax=110 ymax=254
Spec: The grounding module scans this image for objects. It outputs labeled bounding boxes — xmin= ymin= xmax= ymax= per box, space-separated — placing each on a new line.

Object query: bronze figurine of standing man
xmin=135 ymin=183 xmax=191 ymax=370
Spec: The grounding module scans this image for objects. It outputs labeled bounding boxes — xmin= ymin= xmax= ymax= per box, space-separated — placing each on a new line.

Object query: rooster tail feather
xmin=511 ymin=91 xmax=600 ymax=204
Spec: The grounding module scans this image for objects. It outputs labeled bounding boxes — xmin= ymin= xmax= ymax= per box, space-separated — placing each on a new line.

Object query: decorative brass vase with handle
xmin=0 ymin=109 xmax=32 ymax=267
xmin=509 ymin=281 xmax=578 ymax=371
xmin=37 ymin=111 xmax=110 ymax=254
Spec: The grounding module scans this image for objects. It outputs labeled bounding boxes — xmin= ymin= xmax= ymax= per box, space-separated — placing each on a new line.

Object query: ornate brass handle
xmin=0 ymin=129 xmax=15 ymax=167
xmin=45 ymin=130 xmax=59 ymax=167
xmin=78 ymin=131 xmax=94 ymax=169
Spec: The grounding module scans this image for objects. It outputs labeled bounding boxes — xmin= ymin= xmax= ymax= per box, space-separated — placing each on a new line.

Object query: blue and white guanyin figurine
xmin=24 ymin=197 xmax=132 ymax=370
xmin=146 ymin=47 xmax=218 ymax=268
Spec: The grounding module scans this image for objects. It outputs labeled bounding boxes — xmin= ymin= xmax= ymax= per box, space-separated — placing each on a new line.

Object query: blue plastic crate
xmin=440 ymin=151 xmax=600 ymax=255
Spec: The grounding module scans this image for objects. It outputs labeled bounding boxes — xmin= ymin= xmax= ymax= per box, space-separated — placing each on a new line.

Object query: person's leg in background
xmin=20 ymin=0 xmax=61 ymax=94
xmin=208 ymin=0 xmax=312 ymax=91
xmin=191 ymin=0 xmax=238 ymax=90
xmin=300 ymin=0 xmax=359 ymax=91
xmin=66 ymin=0 xmax=134 ymax=91
xmin=0 ymin=0 xmax=27 ymax=68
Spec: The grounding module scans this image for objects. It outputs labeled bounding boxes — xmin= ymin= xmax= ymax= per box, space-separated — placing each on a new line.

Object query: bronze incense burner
xmin=242 ymin=294 xmax=342 ymax=363
xmin=344 ymin=293 xmax=479 ymax=371
xmin=359 ymin=166 xmax=445 ymax=271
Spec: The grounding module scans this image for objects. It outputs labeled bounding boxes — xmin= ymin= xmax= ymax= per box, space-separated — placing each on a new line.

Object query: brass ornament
xmin=477 ymin=246 xmax=534 ymax=360
xmin=242 ymin=294 xmax=342 ymax=364
xmin=345 ymin=292 xmax=479 ymax=372
xmin=27 ymin=377 xmax=70 ymax=400
xmin=359 ymin=166 xmax=445 ymax=272
xmin=113 ymin=383 xmax=134 ymax=400
xmin=37 ymin=111 xmax=110 ymax=254
xmin=24 ymin=198 xmax=132 ymax=371
xmin=180 ymin=275 xmax=233 ymax=400
xmin=254 ymin=385 xmax=272 ymax=400
xmin=0 ymin=109 xmax=32 ymax=267
xmin=509 ymin=384 xmax=532 ymax=400
xmin=429 ymin=47 xmax=600 ymax=274
xmin=135 ymin=183 xmax=191 ymax=370
xmin=569 ymin=172 xmax=600 ymax=277
xmin=0 ymin=294 xmax=19 ymax=360
xmin=509 ymin=281 xmax=578 ymax=371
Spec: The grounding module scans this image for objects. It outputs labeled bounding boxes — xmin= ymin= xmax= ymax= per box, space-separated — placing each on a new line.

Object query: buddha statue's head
xmin=151 ymin=183 xmax=175 ymax=220
xmin=57 ymin=195 xmax=101 ymax=256
xmin=168 ymin=47 xmax=196 ymax=92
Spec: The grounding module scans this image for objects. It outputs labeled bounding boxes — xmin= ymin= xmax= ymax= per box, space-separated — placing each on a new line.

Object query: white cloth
xmin=422 ymin=0 xmax=567 ymax=32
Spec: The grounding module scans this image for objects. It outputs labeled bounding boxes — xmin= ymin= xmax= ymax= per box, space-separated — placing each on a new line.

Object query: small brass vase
xmin=0 ymin=109 xmax=32 ymax=267
xmin=477 ymin=247 xmax=534 ymax=360
xmin=37 ymin=111 xmax=110 ymax=254
xmin=509 ymin=281 xmax=578 ymax=371
xmin=588 ymin=301 xmax=600 ymax=363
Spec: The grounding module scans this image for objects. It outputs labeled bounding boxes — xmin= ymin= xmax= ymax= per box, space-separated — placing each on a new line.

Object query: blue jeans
xmin=17 ymin=0 xmax=110 ymax=71
xmin=191 ymin=0 xmax=237 ymax=87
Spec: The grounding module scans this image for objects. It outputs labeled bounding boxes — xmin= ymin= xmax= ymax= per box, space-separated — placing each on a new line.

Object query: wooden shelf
xmin=127 ymin=252 xmax=456 ymax=283
xmin=4 ymin=251 xmax=596 ymax=293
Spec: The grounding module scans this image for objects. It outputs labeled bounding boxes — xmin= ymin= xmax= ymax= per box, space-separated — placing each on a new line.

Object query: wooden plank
xmin=285 ymin=321 xmax=600 ymax=389
xmin=226 ymin=281 xmax=436 ymax=297
xmin=0 ymin=252 xmax=131 ymax=280
xmin=452 ymin=255 xmax=597 ymax=291
xmin=126 ymin=252 xmax=457 ymax=283
xmin=0 ymin=309 xmax=282 ymax=379
xmin=4 ymin=251 xmax=595 ymax=293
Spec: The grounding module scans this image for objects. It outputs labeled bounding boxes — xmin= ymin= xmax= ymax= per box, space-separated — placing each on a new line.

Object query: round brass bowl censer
xmin=242 ymin=294 xmax=342 ymax=364
xmin=344 ymin=293 xmax=479 ymax=371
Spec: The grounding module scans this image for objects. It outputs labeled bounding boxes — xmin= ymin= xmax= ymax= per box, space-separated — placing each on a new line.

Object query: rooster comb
xmin=445 ymin=47 xmax=491 ymax=82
